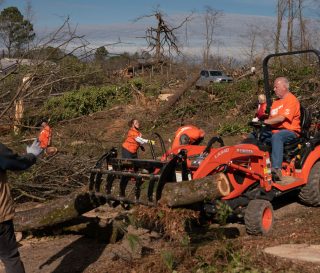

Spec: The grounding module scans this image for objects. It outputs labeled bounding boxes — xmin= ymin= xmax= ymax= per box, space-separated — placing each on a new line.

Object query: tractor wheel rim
xmin=262 ymin=207 xmax=272 ymax=231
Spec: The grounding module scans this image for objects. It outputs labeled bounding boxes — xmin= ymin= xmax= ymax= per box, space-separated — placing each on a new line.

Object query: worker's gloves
xmin=148 ymin=140 xmax=156 ymax=145
xmin=26 ymin=140 xmax=42 ymax=156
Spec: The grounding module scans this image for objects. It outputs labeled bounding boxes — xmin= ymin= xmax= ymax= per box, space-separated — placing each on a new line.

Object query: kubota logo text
xmin=214 ymin=148 xmax=229 ymax=159
xmin=236 ymin=148 xmax=254 ymax=154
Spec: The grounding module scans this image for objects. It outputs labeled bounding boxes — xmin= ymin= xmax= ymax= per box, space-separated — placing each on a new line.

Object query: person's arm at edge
xmin=0 ymin=144 xmax=36 ymax=171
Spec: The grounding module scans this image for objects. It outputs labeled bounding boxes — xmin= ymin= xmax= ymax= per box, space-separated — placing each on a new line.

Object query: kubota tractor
xmin=89 ymin=50 xmax=320 ymax=235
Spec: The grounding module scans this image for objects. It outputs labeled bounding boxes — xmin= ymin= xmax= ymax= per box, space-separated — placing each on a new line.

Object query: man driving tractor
xmin=259 ymin=77 xmax=301 ymax=181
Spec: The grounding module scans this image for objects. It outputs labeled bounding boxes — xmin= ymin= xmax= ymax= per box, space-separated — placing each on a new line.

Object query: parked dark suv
xmin=196 ymin=69 xmax=233 ymax=88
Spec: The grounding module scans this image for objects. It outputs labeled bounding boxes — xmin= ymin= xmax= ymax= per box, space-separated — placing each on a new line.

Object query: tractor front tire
xmin=244 ymin=199 xmax=274 ymax=235
xmin=299 ymin=161 xmax=320 ymax=206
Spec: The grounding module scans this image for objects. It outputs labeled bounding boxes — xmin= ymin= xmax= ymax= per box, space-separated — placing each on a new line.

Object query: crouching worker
xmin=0 ymin=141 xmax=39 ymax=273
xmin=38 ymin=119 xmax=52 ymax=152
xmin=171 ymin=125 xmax=205 ymax=150
xmin=27 ymin=119 xmax=55 ymax=157
xmin=122 ymin=119 xmax=155 ymax=159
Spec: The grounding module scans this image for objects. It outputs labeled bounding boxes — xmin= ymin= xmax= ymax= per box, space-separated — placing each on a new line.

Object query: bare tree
xmin=136 ymin=9 xmax=193 ymax=63
xmin=298 ymin=0 xmax=308 ymax=50
xmin=274 ymin=0 xmax=310 ymax=53
xmin=240 ymin=24 xmax=266 ymax=66
xmin=275 ymin=0 xmax=287 ymax=53
xmin=287 ymin=0 xmax=295 ymax=51
xmin=24 ymin=0 xmax=34 ymax=22
xmin=202 ymin=6 xmax=223 ymax=68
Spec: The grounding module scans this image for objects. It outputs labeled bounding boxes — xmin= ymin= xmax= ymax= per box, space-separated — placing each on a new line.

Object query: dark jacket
xmin=0 ymin=143 xmax=36 ymax=223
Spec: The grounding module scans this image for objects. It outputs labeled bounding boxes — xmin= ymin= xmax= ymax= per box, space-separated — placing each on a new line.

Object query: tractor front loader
xmin=89 ymin=50 xmax=320 ymax=235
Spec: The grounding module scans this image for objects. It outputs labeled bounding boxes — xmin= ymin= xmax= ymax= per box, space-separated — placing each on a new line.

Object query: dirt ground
xmin=0 ymin=200 xmax=319 ymax=273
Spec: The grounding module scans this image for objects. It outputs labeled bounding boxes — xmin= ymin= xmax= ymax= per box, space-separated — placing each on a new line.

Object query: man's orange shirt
xmin=38 ymin=125 xmax=52 ymax=149
xmin=122 ymin=128 xmax=141 ymax=154
xmin=270 ymin=92 xmax=301 ymax=133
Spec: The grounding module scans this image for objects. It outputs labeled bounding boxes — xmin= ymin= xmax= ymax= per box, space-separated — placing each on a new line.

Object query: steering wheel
xmin=248 ymin=120 xmax=270 ymax=142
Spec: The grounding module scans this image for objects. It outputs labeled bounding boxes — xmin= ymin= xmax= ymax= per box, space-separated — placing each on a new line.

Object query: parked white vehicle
xmin=196 ymin=69 xmax=233 ymax=88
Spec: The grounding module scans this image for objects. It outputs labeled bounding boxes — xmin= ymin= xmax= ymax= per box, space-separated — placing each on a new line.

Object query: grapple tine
xmin=89 ymin=149 xmax=190 ymax=207
xmin=89 ymin=148 xmax=118 ymax=191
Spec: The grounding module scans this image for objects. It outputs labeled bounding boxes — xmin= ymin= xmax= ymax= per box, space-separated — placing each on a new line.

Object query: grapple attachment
xmin=89 ymin=148 xmax=189 ymax=207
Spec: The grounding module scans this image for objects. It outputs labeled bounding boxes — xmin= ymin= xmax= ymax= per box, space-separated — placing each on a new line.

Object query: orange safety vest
xmin=122 ymin=127 xmax=141 ymax=154
xmin=171 ymin=125 xmax=205 ymax=150
xmin=38 ymin=125 xmax=52 ymax=149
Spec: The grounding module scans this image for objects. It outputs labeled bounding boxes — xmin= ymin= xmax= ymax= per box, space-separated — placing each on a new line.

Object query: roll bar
xmin=262 ymin=49 xmax=320 ymax=114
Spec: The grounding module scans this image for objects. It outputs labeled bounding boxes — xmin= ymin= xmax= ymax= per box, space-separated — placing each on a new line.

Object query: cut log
xmin=14 ymin=187 xmax=107 ymax=232
xmin=160 ymin=174 xmax=230 ymax=207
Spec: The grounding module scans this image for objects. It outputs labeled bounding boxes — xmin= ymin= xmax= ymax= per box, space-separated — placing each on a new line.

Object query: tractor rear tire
xmin=244 ymin=199 xmax=274 ymax=235
xmin=298 ymin=161 xmax=320 ymax=206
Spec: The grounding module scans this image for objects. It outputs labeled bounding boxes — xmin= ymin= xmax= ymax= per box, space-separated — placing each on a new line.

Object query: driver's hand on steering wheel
xmin=249 ymin=119 xmax=265 ymax=126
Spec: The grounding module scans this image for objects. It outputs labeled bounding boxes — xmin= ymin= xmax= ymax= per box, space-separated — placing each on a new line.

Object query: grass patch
xmin=40 ymin=85 xmax=131 ymax=122
xmin=217 ymin=121 xmax=250 ymax=136
xmin=193 ymin=241 xmax=271 ymax=273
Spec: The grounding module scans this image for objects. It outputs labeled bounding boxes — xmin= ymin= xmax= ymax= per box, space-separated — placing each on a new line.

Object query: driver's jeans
xmin=250 ymin=129 xmax=297 ymax=169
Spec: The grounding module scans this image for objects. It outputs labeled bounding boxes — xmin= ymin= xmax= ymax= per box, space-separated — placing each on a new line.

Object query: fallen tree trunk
xmin=14 ymin=187 xmax=107 ymax=232
xmin=13 ymin=173 xmax=229 ymax=231
xmin=152 ymin=73 xmax=199 ymax=121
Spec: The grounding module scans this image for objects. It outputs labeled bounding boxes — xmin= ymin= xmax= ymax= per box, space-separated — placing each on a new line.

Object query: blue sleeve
xmin=0 ymin=143 xmax=36 ymax=171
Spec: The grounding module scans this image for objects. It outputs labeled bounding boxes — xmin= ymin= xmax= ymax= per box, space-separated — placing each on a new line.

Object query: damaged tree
xmin=136 ymin=9 xmax=193 ymax=63
xmin=151 ymin=72 xmax=200 ymax=122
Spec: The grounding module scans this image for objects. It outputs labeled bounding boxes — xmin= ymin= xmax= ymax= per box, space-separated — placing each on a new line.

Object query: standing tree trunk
xmin=155 ymin=13 xmax=162 ymax=63
xmin=287 ymin=0 xmax=294 ymax=52
xmin=203 ymin=6 xmax=223 ymax=67
xmin=275 ymin=0 xmax=287 ymax=54
xmin=136 ymin=10 xmax=192 ymax=65
xmin=298 ymin=0 xmax=306 ymax=52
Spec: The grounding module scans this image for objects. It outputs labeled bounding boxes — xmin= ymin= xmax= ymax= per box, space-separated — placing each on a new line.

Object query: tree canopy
xmin=94 ymin=46 xmax=109 ymax=62
xmin=0 ymin=6 xmax=35 ymax=57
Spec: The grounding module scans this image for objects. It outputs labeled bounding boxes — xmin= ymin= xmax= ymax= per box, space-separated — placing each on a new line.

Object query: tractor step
xmin=274 ymin=176 xmax=299 ymax=186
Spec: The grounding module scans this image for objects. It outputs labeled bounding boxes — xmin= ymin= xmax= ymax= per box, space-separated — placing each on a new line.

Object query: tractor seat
xmin=283 ymin=106 xmax=312 ymax=160
xmin=283 ymin=106 xmax=311 ymax=146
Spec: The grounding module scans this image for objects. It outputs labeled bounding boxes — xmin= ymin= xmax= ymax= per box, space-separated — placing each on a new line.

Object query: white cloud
xmin=34 ymin=12 xmax=319 ymax=60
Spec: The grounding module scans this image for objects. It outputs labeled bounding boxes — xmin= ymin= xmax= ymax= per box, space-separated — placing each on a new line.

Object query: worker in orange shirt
xmin=122 ymin=119 xmax=155 ymax=159
xmin=171 ymin=125 xmax=205 ymax=150
xmin=27 ymin=119 xmax=52 ymax=156
xmin=38 ymin=120 xmax=52 ymax=150
xmin=262 ymin=77 xmax=300 ymax=181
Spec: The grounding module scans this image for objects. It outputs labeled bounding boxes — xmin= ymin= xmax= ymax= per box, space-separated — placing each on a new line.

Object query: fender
xmin=299 ymin=146 xmax=320 ymax=178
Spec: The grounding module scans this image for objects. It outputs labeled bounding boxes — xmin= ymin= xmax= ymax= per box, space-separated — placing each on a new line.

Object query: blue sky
xmin=3 ymin=0 xmax=279 ymax=26
xmin=1 ymin=0 xmax=318 ymax=59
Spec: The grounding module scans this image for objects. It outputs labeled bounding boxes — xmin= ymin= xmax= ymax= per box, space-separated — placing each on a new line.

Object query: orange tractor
xmin=89 ymin=50 xmax=320 ymax=235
